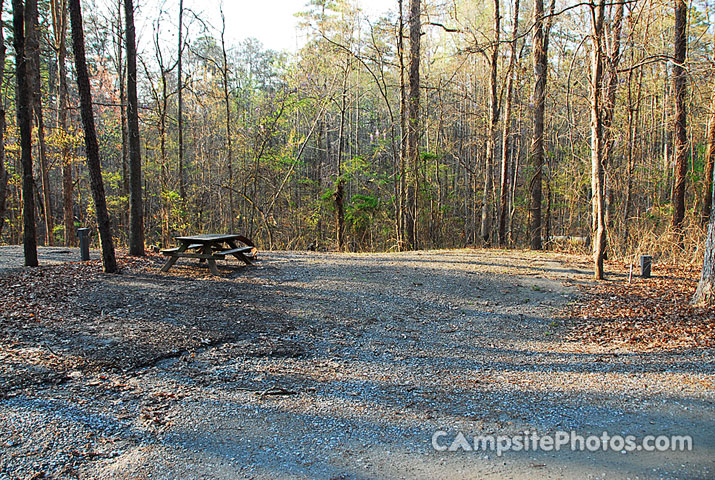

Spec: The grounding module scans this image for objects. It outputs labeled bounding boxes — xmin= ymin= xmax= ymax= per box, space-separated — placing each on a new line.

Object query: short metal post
xmin=640 ymin=255 xmax=652 ymax=278
xmin=78 ymin=228 xmax=91 ymax=261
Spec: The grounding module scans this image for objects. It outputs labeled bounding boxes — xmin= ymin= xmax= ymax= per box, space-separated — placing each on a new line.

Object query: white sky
xmin=137 ymin=0 xmax=395 ymax=53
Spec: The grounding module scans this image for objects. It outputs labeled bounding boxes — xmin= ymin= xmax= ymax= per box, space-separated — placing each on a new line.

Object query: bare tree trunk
xmin=220 ymin=7 xmax=233 ymax=231
xmin=69 ymin=0 xmax=118 ymax=273
xmin=528 ymin=0 xmax=547 ymax=250
xmin=480 ymin=0 xmax=500 ymax=245
xmin=125 ymin=0 xmax=143 ymax=255
xmin=405 ymin=0 xmax=421 ymax=250
xmin=498 ymin=0 xmax=519 ymax=246
xmin=702 ymin=29 xmax=715 ymax=224
xmin=694 ymin=125 xmax=715 ymax=304
xmin=0 ymin=0 xmax=7 ymax=238
xmin=590 ymin=0 xmax=607 ymax=280
xmin=51 ymin=0 xmax=74 ymax=246
xmin=13 ymin=0 xmax=38 ymax=266
xmin=397 ymin=0 xmax=407 ymax=250
xmin=26 ymin=0 xmax=53 ymax=245
xmin=177 ymin=0 xmax=185 ymax=200
xmin=672 ymin=0 xmax=688 ymax=231
xmin=335 ymin=60 xmax=348 ymax=251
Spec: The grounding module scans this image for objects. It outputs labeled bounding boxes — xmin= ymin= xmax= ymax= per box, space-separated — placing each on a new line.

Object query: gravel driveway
xmin=1 ymin=249 xmax=713 ymax=479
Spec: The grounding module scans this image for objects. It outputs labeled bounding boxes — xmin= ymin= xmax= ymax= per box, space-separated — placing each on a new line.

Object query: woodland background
xmin=0 ymin=0 xmax=712 ymax=265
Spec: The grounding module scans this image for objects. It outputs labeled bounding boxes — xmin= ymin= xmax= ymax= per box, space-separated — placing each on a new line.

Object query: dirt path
xmin=1 ymin=249 xmax=713 ymax=479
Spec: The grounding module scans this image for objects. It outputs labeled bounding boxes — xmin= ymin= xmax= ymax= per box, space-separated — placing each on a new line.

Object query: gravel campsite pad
xmin=0 ymin=247 xmax=714 ymax=479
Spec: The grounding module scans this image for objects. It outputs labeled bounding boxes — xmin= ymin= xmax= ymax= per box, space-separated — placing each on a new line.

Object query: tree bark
xmin=480 ymin=0 xmax=500 ymax=245
xmin=590 ymin=0 xmax=607 ymax=280
xmin=12 ymin=0 xmax=38 ymax=266
xmin=177 ymin=0 xmax=185 ymax=200
xmin=405 ymin=0 xmax=421 ymax=250
xmin=52 ymin=0 xmax=74 ymax=246
xmin=125 ymin=0 xmax=144 ymax=255
xmin=69 ymin=0 xmax=118 ymax=273
xmin=0 ymin=0 xmax=7 ymax=238
xmin=25 ymin=0 xmax=53 ymax=245
xmin=702 ymin=29 xmax=715 ymax=224
xmin=672 ymin=0 xmax=688 ymax=231
xmin=528 ymin=0 xmax=547 ymax=250
xmin=498 ymin=0 xmax=519 ymax=246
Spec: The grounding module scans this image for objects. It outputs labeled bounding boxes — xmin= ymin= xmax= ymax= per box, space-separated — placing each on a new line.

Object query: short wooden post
xmin=640 ymin=255 xmax=652 ymax=278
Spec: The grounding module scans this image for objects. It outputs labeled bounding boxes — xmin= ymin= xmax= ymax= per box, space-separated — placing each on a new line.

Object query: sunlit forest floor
xmin=0 ymin=247 xmax=713 ymax=479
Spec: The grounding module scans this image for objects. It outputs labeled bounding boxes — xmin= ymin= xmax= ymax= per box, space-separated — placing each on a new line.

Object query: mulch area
xmin=564 ymin=262 xmax=715 ymax=351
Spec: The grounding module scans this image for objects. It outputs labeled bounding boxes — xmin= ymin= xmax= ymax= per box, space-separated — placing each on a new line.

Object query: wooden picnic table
xmin=160 ymin=234 xmax=256 ymax=275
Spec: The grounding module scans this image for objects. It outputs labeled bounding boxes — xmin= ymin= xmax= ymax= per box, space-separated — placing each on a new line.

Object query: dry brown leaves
xmin=564 ymin=262 xmax=715 ymax=351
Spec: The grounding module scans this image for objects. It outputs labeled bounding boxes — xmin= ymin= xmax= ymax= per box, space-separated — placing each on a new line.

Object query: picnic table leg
xmin=160 ymin=242 xmax=189 ymax=272
xmin=226 ymin=240 xmax=253 ymax=265
xmin=202 ymin=243 xmax=221 ymax=276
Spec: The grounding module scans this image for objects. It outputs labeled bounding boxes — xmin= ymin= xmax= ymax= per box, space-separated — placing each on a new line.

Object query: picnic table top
xmin=174 ymin=234 xmax=243 ymax=243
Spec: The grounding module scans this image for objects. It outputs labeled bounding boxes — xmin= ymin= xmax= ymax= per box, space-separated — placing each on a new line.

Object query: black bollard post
xmin=640 ymin=255 xmax=652 ymax=278
xmin=78 ymin=228 xmax=91 ymax=261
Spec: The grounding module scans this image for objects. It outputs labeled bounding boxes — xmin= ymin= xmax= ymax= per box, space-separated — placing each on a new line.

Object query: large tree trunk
xmin=220 ymin=8 xmax=233 ymax=231
xmin=25 ymin=0 xmax=53 ymax=245
xmin=672 ymin=0 xmax=688 ymax=231
xmin=480 ymin=0 xmax=500 ymax=245
xmin=125 ymin=0 xmax=144 ymax=256
xmin=498 ymin=0 xmax=519 ymax=246
xmin=69 ymin=0 xmax=118 ymax=273
xmin=405 ymin=0 xmax=421 ymax=250
xmin=528 ymin=0 xmax=547 ymax=250
xmin=335 ymin=60 xmax=348 ymax=251
xmin=13 ymin=0 xmax=38 ymax=266
xmin=590 ymin=0 xmax=607 ymax=280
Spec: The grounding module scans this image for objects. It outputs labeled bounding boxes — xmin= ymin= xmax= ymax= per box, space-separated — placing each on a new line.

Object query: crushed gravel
xmin=0 ymin=248 xmax=713 ymax=479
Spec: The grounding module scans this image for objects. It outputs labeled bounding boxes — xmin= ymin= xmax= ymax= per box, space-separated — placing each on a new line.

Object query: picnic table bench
xmin=159 ymin=234 xmax=257 ymax=275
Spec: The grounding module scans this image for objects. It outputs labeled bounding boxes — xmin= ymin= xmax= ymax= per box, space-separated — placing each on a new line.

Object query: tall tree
xmin=12 ymin=0 xmax=38 ymax=266
xmin=25 ymin=0 xmax=53 ymax=245
xmin=177 ymin=0 xmax=185 ymax=200
xmin=528 ymin=0 xmax=553 ymax=250
xmin=498 ymin=0 xmax=519 ymax=246
xmin=702 ymin=29 xmax=715 ymax=224
xmin=694 ymin=139 xmax=715 ymax=305
xmin=405 ymin=0 xmax=420 ymax=249
xmin=480 ymin=0 xmax=500 ymax=245
xmin=672 ymin=0 xmax=688 ymax=231
xmin=0 ymin=0 xmax=8 ymax=237
xmin=51 ymin=0 xmax=73 ymax=246
xmin=590 ymin=0 xmax=607 ymax=279
xmin=69 ymin=0 xmax=118 ymax=272
xmin=125 ymin=0 xmax=144 ymax=255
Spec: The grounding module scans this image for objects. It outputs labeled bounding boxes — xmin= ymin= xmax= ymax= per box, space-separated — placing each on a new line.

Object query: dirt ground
xmin=0 ymin=247 xmax=713 ymax=479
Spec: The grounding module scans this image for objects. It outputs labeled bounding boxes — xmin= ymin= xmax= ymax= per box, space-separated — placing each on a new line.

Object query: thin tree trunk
xmin=0 ymin=0 xmax=7 ymax=238
xmin=125 ymin=0 xmax=143 ymax=255
xmin=528 ymin=0 xmax=547 ymax=250
xmin=498 ymin=0 xmax=519 ymax=246
xmin=397 ymin=0 xmax=407 ymax=250
xmin=13 ymin=0 xmax=38 ymax=266
xmin=69 ymin=0 xmax=118 ymax=273
xmin=25 ymin=0 xmax=53 ymax=245
xmin=51 ymin=0 xmax=74 ymax=246
xmin=590 ymin=0 xmax=607 ymax=280
xmin=177 ymin=0 xmax=185 ymax=200
xmin=220 ymin=7 xmax=233 ymax=231
xmin=701 ymin=29 xmax=715 ymax=224
xmin=672 ymin=0 xmax=688 ymax=231
xmin=481 ymin=0 xmax=500 ymax=245
xmin=335 ymin=59 xmax=349 ymax=251
xmin=405 ymin=0 xmax=421 ymax=250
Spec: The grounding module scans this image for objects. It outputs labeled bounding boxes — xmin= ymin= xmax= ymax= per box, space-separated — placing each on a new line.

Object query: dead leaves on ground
xmin=564 ymin=263 xmax=715 ymax=351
